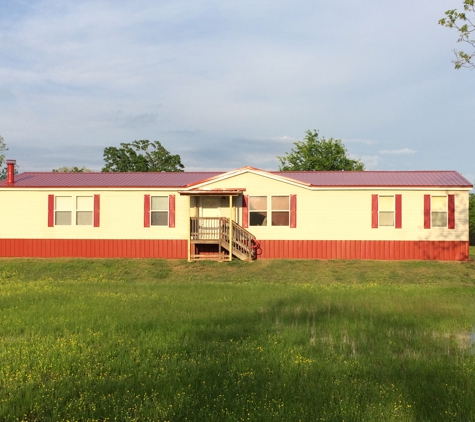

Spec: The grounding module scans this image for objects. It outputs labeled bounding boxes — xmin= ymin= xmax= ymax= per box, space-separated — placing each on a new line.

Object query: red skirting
xmin=0 ymin=239 xmax=469 ymax=261
xmin=0 ymin=239 xmax=187 ymax=259
xmin=256 ymin=240 xmax=469 ymax=261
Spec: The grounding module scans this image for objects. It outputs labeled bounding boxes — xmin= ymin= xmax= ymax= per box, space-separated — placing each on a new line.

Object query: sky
xmin=0 ymin=0 xmax=474 ymax=185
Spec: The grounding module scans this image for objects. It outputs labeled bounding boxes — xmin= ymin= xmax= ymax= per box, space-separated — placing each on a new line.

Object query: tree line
xmin=1 ymin=131 xmax=364 ymax=175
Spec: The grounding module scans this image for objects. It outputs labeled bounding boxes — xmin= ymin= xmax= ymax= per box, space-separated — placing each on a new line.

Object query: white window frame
xmin=150 ymin=196 xmax=169 ymax=226
xmin=378 ymin=195 xmax=395 ymax=227
xmin=248 ymin=196 xmax=292 ymax=227
xmin=55 ymin=196 xmax=72 ymax=226
xmin=271 ymin=195 xmax=290 ymax=227
xmin=76 ymin=196 xmax=93 ymax=226
xmin=431 ymin=195 xmax=448 ymax=228
xmin=54 ymin=195 xmax=93 ymax=226
xmin=249 ymin=196 xmax=268 ymax=226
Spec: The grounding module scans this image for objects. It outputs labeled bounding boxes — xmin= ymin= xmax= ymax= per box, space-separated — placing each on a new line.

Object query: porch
xmin=189 ymin=217 xmax=257 ymax=261
xmin=178 ymin=188 xmax=257 ymax=262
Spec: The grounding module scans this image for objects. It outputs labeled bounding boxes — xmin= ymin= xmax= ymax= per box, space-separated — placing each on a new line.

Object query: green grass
xmin=1 ymin=257 xmax=475 ymax=421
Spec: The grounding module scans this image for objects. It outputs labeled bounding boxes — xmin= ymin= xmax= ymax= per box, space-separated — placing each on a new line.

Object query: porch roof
xmin=178 ymin=188 xmax=245 ymax=196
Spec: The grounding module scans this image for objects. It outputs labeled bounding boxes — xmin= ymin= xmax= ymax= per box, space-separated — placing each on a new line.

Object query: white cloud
xmin=359 ymin=155 xmax=381 ymax=170
xmin=265 ymin=136 xmax=299 ymax=144
xmin=379 ymin=148 xmax=416 ymax=155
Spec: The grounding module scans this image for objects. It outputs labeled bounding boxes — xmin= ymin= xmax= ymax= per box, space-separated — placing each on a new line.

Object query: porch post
xmin=187 ymin=196 xmax=191 ymax=262
xmin=229 ymin=195 xmax=233 ymax=261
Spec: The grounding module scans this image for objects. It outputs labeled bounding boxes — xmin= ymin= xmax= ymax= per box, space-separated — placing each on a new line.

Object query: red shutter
xmin=144 ymin=195 xmax=150 ymax=228
xmin=242 ymin=195 xmax=249 ymax=228
xmin=395 ymin=194 xmax=402 ymax=229
xmin=169 ymin=195 xmax=175 ymax=228
xmin=290 ymin=194 xmax=297 ymax=228
xmin=93 ymin=195 xmax=100 ymax=227
xmin=371 ymin=195 xmax=378 ymax=228
xmin=48 ymin=195 xmax=54 ymax=227
xmin=424 ymin=195 xmax=431 ymax=229
xmin=448 ymin=194 xmax=455 ymax=229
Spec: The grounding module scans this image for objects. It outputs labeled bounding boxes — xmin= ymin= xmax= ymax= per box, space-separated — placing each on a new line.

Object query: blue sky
xmin=0 ymin=0 xmax=474 ymax=184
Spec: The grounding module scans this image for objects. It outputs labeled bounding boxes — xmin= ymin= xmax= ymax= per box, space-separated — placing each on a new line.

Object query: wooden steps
xmin=189 ymin=217 xmax=256 ymax=262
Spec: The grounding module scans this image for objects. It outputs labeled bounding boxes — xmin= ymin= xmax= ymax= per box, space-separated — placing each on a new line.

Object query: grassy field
xmin=1 ymin=252 xmax=475 ymax=421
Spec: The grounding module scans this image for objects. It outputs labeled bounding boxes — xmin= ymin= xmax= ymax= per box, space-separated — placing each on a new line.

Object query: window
xmin=431 ymin=196 xmax=448 ymax=227
xmin=151 ymin=196 xmax=168 ymax=226
xmin=249 ymin=196 xmax=267 ymax=226
xmin=378 ymin=196 xmax=394 ymax=227
xmin=242 ymin=195 xmax=296 ymax=228
xmin=372 ymin=194 xmax=401 ymax=229
xmin=76 ymin=196 xmax=93 ymax=225
xmin=424 ymin=194 xmax=455 ymax=229
xmin=271 ymin=196 xmax=289 ymax=226
xmin=48 ymin=195 xmax=99 ymax=227
xmin=144 ymin=195 xmax=175 ymax=228
xmin=55 ymin=196 xmax=72 ymax=225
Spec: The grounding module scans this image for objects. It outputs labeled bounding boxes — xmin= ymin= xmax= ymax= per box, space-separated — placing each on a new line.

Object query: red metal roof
xmin=0 ymin=171 xmax=222 ymax=188
xmin=0 ymin=169 xmax=472 ymax=189
xmin=272 ymin=170 xmax=473 ymax=188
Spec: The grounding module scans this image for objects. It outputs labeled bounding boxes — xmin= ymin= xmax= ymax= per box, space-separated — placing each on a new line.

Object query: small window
xmin=76 ymin=196 xmax=93 ymax=226
xmin=151 ymin=196 xmax=168 ymax=226
xmin=271 ymin=196 xmax=289 ymax=226
xmin=432 ymin=196 xmax=447 ymax=227
xmin=55 ymin=196 xmax=72 ymax=225
xmin=379 ymin=196 xmax=394 ymax=227
xmin=249 ymin=196 xmax=267 ymax=226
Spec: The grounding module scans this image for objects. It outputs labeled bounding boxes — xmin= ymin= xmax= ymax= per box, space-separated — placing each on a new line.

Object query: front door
xmin=200 ymin=197 xmax=220 ymax=217
xmin=198 ymin=197 xmax=220 ymax=240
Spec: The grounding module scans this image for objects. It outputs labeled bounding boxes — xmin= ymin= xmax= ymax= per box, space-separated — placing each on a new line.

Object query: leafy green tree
xmin=53 ymin=166 xmax=93 ymax=172
xmin=469 ymin=193 xmax=475 ymax=245
xmin=439 ymin=0 xmax=475 ymax=69
xmin=277 ymin=130 xmax=365 ymax=171
xmin=102 ymin=140 xmax=184 ymax=173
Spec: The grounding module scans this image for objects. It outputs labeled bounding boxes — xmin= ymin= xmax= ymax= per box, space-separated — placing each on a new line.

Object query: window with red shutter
xmin=371 ymin=194 xmax=378 ymax=228
xmin=242 ymin=195 xmax=249 ymax=228
xmin=169 ymin=195 xmax=175 ymax=228
xmin=448 ymin=194 xmax=455 ymax=229
xmin=395 ymin=194 xmax=402 ymax=229
xmin=48 ymin=195 xmax=54 ymax=227
xmin=144 ymin=195 xmax=151 ymax=228
xmin=424 ymin=195 xmax=431 ymax=229
xmin=290 ymin=194 xmax=297 ymax=228
xmin=93 ymin=195 xmax=100 ymax=227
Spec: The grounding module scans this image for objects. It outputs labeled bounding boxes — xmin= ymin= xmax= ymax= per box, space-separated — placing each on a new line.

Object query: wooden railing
xmin=190 ymin=217 xmax=256 ymax=260
xmin=190 ymin=217 xmax=222 ymax=240
xmin=221 ymin=218 xmax=256 ymax=261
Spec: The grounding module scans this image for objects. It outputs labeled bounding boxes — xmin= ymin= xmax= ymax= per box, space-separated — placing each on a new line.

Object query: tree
xmin=53 ymin=166 xmax=93 ymax=172
xmin=469 ymin=193 xmax=475 ymax=245
xmin=102 ymin=140 xmax=184 ymax=173
xmin=277 ymin=130 xmax=365 ymax=171
xmin=439 ymin=0 xmax=475 ymax=69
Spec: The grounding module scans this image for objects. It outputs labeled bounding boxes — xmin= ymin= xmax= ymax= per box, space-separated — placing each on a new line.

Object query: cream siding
xmin=0 ymin=190 xmax=189 ymax=240
xmin=201 ymin=172 xmax=470 ymax=242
